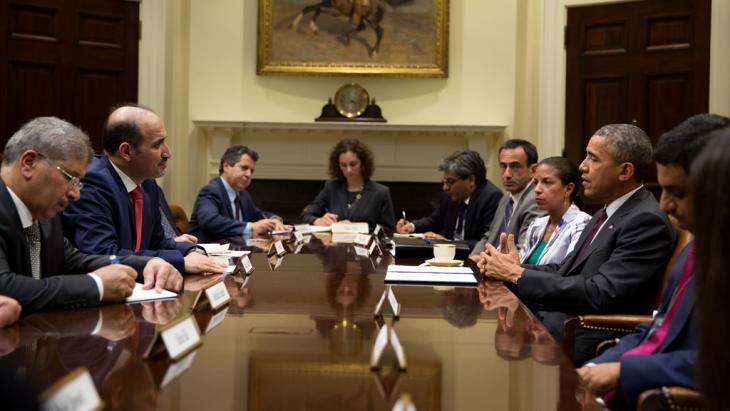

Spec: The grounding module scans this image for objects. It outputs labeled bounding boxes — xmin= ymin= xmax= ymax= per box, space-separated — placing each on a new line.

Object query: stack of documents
xmin=385 ymin=265 xmax=478 ymax=285
xmin=293 ymin=224 xmax=332 ymax=234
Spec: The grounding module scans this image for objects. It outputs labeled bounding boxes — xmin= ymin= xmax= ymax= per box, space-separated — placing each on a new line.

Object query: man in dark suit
xmin=577 ymin=114 xmax=730 ymax=410
xmin=188 ymin=145 xmax=288 ymax=243
xmin=396 ymin=149 xmax=502 ymax=247
xmin=471 ymin=139 xmax=545 ymax=254
xmin=63 ymin=105 xmax=225 ymax=276
xmin=478 ymin=124 xmax=675 ymax=364
xmin=0 ymin=117 xmax=181 ymax=313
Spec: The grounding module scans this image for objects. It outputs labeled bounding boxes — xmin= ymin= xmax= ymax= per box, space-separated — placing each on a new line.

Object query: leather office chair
xmin=168 ymin=204 xmax=189 ymax=235
xmin=562 ymin=229 xmax=691 ymax=358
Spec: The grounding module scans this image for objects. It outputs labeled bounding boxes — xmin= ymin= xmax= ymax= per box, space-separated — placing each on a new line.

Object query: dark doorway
xmin=565 ymin=0 xmax=711 ymax=201
xmin=0 ymin=0 xmax=140 ymax=152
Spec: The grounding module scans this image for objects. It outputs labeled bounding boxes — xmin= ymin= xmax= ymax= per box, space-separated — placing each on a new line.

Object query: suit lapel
xmin=660 ymin=279 xmax=695 ymax=352
xmin=103 ymin=157 xmax=137 ymax=246
xmin=214 ymin=179 xmax=235 ymax=218
xmin=488 ymin=196 xmax=510 ymax=244
xmin=566 ymin=188 xmax=646 ymax=273
xmin=0 ymin=182 xmax=32 ymax=275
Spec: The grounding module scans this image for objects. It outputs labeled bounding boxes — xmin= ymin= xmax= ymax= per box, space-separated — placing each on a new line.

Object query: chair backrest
xmin=650 ymin=228 xmax=691 ymax=310
xmin=168 ymin=204 xmax=189 ymax=235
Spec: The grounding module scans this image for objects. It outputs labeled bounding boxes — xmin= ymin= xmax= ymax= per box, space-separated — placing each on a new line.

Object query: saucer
xmin=426 ymin=258 xmax=463 ymax=267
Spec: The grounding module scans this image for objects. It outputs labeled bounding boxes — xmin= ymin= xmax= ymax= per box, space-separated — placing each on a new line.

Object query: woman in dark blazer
xmin=301 ymin=139 xmax=395 ymax=232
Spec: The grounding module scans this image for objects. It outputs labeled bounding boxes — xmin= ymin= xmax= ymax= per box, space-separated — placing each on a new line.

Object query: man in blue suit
xmin=577 ymin=114 xmax=730 ymax=409
xmin=188 ymin=145 xmax=288 ymax=243
xmin=63 ymin=105 xmax=226 ymax=275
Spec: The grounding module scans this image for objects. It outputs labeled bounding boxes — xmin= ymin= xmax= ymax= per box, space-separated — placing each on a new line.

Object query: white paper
xmin=293 ymin=224 xmax=331 ymax=233
xmin=387 ymin=264 xmax=473 ymax=274
xmin=126 ymin=283 xmax=178 ymax=303
xmin=198 ymin=243 xmax=230 ymax=254
xmin=208 ymin=250 xmax=250 ymax=257
xmin=385 ymin=271 xmax=477 ymax=285
xmin=271 ymin=227 xmax=293 ymax=235
xmin=393 ymin=233 xmax=425 ymax=239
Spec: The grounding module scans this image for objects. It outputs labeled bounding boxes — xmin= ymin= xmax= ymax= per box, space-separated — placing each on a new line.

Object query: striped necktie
xmin=25 ymin=221 xmax=42 ymax=279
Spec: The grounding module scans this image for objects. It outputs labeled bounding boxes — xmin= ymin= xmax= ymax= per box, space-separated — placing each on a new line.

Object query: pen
xmin=109 ymin=254 xmax=120 ymax=265
xmin=402 ymin=210 xmax=407 ymax=221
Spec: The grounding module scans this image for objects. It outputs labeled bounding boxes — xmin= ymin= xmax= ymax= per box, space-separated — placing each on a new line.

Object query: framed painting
xmin=257 ymin=0 xmax=449 ymax=77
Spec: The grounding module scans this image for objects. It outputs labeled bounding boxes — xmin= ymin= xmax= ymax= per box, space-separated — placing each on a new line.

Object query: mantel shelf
xmin=193 ymin=120 xmax=506 ymax=135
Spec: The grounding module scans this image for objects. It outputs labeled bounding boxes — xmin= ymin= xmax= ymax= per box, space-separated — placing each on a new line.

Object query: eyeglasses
xmin=55 ymin=164 xmax=83 ymax=189
xmin=36 ymin=152 xmax=83 ymax=190
xmin=441 ymin=177 xmax=463 ymax=187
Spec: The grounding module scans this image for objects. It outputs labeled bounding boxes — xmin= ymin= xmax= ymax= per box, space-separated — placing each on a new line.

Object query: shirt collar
xmin=509 ymin=180 xmax=531 ymax=205
xmin=6 ymin=187 xmax=34 ymax=228
xmin=219 ymin=177 xmax=238 ymax=202
xmin=109 ymin=159 xmax=139 ymax=193
xmin=464 ymin=196 xmax=471 ymax=206
xmin=605 ymin=185 xmax=643 ymax=218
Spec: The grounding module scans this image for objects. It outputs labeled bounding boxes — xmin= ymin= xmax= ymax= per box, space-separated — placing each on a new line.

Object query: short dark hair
xmin=438 ymin=149 xmax=487 ymax=185
xmin=101 ymin=103 xmax=157 ymax=154
xmin=328 ymin=139 xmax=375 ymax=182
xmin=219 ymin=145 xmax=259 ymax=174
xmin=655 ymin=114 xmax=730 ymax=173
xmin=594 ymin=124 xmax=653 ymax=182
xmin=499 ymin=139 xmax=538 ymax=166
xmin=537 ymin=156 xmax=581 ymax=202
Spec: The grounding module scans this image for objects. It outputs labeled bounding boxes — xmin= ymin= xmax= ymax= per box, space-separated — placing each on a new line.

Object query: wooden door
xmin=0 ymin=0 xmax=139 ymax=153
xmin=565 ymin=0 xmax=710 ymax=198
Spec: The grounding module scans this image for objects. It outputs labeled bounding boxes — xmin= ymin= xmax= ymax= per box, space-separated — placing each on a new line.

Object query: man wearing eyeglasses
xmin=62 ymin=104 xmax=226 ymax=276
xmin=0 ymin=117 xmax=182 ymax=312
xmin=396 ymin=149 xmax=503 ymax=246
xmin=470 ymin=139 xmax=544 ymax=255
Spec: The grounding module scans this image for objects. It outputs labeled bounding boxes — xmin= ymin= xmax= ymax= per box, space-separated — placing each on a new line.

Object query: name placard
xmin=160 ymin=316 xmax=203 ymax=361
xmin=204 ymin=281 xmax=231 ymax=311
xmin=374 ymin=285 xmax=401 ymax=318
xmin=293 ymin=230 xmax=304 ymax=242
xmin=389 ymin=327 xmax=408 ymax=369
xmin=294 ymin=243 xmax=305 ymax=254
xmin=369 ymin=240 xmax=378 ymax=256
xmin=332 ymin=222 xmax=369 ymax=233
xmin=240 ymin=255 xmax=254 ymax=275
xmin=274 ymin=240 xmax=286 ymax=256
xmin=354 ymin=233 xmax=372 ymax=247
xmin=42 ymin=368 xmax=103 ymax=411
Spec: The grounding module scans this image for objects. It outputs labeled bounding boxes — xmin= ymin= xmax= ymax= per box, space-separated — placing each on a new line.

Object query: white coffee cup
xmin=433 ymin=244 xmax=456 ymax=261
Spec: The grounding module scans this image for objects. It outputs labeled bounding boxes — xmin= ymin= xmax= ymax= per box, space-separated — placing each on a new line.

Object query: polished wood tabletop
xmin=0 ymin=236 xmax=599 ymax=410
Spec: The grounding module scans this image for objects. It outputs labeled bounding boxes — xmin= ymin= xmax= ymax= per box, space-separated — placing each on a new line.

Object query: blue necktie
xmin=492 ymin=198 xmax=513 ymax=246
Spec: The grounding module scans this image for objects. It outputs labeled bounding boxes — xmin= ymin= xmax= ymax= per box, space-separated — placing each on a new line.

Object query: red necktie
xmin=130 ymin=186 xmax=144 ymax=252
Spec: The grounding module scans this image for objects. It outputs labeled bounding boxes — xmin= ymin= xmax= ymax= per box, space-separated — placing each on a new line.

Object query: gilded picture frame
xmin=257 ymin=0 xmax=449 ymax=77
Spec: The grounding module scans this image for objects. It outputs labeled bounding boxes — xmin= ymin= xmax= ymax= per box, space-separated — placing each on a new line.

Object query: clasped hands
xmin=469 ymin=233 xmax=525 ymax=284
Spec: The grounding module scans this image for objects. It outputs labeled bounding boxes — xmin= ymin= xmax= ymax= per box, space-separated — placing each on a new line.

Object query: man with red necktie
xmin=578 ymin=114 xmax=730 ymax=410
xmin=63 ymin=104 xmax=226 ymax=276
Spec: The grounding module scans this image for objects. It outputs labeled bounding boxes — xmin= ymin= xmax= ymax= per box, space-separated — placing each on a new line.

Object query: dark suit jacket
xmin=62 ymin=155 xmax=194 ymax=273
xmin=0 ymin=179 xmax=150 ymax=312
xmin=591 ymin=244 xmax=696 ymax=410
xmin=471 ymin=179 xmax=546 ymax=254
xmin=188 ymin=177 xmax=279 ymax=243
xmin=412 ymin=180 xmax=502 ymax=246
xmin=301 ymin=180 xmax=395 ymax=232
xmin=515 ymin=187 xmax=675 ymax=336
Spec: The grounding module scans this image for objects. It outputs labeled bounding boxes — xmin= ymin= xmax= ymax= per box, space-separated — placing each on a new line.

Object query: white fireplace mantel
xmin=193 ymin=121 xmax=506 ymax=182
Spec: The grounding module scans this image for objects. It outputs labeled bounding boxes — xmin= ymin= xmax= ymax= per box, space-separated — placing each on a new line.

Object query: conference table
xmin=1 ymin=235 xmax=599 ymax=410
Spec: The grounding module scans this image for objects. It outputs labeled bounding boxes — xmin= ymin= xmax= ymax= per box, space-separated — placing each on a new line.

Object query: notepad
xmin=385 ymin=265 xmax=478 ymax=285
xmin=198 ymin=243 xmax=230 ymax=254
xmin=126 ymin=283 xmax=178 ymax=302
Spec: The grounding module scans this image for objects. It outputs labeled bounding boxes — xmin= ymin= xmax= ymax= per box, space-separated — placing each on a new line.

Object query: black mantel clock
xmin=316 ymin=83 xmax=386 ymax=123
